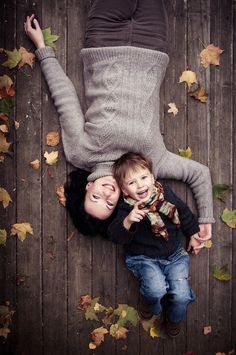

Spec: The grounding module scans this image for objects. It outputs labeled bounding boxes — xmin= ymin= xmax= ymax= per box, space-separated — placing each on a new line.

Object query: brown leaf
xmin=189 ymin=85 xmax=208 ymax=103
xmin=110 ymin=324 xmax=129 ymax=340
xmin=30 ymin=159 xmax=40 ymax=170
xmin=200 ymin=44 xmax=224 ymax=68
xmin=0 ymin=131 xmax=11 ymax=153
xmin=203 ymin=325 xmax=212 ymax=335
xmin=91 ymin=326 xmax=108 ymax=347
xmin=56 ymin=185 xmax=66 ymax=206
xmin=18 ymin=47 xmax=35 ymax=69
xmin=46 ymin=131 xmax=60 ymax=146
xmin=80 ymin=295 xmax=92 ymax=309
xmin=0 ymin=187 xmax=12 ymax=208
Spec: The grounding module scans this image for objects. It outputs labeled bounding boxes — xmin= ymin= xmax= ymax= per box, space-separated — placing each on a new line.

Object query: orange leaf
xmin=30 ymin=159 xmax=40 ymax=170
xmin=200 ymin=44 xmax=224 ymax=68
xmin=189 ymin=85 xmax=208 ymax=103
xmin=55 ymin=185 xmax=66 ymax=206
xmin=80 ymin=295 xmax=92 ymax=309
xmin=18 ymin=47 xmax=35 ymax=69
xmin=46 ymin=131 xmax=60 ymax=146
xmin=0 ymin=131 xmax=11 ymax=153
xmin=91 ymin=326 xmax=108 ymax=347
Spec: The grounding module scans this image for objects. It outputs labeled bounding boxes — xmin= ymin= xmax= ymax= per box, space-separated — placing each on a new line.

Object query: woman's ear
xmin=85 ymin=182 xmax=93 ymax=190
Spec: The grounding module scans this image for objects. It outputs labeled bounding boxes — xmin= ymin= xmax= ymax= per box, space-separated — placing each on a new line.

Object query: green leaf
xmin=1 ymin=49 xmax=21 ymax=69
xmin=84 ymin=297 xmax=105 ymax=321
xmin=114 ymin=304 xmax=139 ymax=327
xmin=213 ymin=184 xmax=230 ymax=201
xmin=221 ymin=208 xmax=236 ymax=228
xmin=0 ymin=98 xmax=14 ymax=116
xmin=42 ymin=28 xmax=59 ymax=50
xmin=213 ymin=265 xmax=231 ymax=281
xmin=178 ymin=146 xmax=192 ymax=159
xmin=0 ymin=229 xmax=7 ymax=246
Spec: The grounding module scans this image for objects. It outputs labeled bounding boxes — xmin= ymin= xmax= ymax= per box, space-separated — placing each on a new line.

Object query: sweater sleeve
xmin=156 ymin=151 xmax=215 ymax=224
xmin=107 ymin=210 xmax=137 ymax=245
xmin=35 ymin=46 xmax=85 ymax=167
xmin=164 ymin=185 xmax=200 ymax=238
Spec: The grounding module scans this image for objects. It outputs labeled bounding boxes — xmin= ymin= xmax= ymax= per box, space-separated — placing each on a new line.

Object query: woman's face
xmin=84 ymin=176 xmax=121 ymax=220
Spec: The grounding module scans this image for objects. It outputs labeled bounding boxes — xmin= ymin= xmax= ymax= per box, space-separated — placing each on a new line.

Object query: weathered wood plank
xmin=209 ymin=0 xmax=234 ymax=353
xmin=15 ymin=1 xmax=43 ymax=354
xmin=186 ymin=1 xmax=211 ymax=354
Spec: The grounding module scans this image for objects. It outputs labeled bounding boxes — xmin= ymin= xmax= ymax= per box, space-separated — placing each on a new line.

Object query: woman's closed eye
xmin=107 ymin=201 xmax=114 ymax=207
xmin=92 ymin=194 xmax=100 ymax=200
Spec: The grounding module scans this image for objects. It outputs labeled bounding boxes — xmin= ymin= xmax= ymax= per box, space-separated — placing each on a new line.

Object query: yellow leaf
xmin=204 ymin=240 xmax=212 ymax=248
xmin=30 ymin=159 xmax=40 ymax=170
xmin=167 ymin=102 xmax=178 ymax=116
xmin=200 ymin=44 xmax=224 ymax=68
xmin=0 ymin=229 xmax=7 ymax=245
xmin=0 ymin=327 xmax=11 ymax=338
xmin=121 ymin=310 xmax=127 ymax=318
xmin=94 ymin=302 xmax=101 ymax=311
xmin=0 ymin=75 xmax=13 ymax=93
xmin=189 ymin=85 xmax=208 ymax=103
xmin=203 ymin=325 xmax=212 ymax=335
xmin=0 ymin=125 xmax=8 ymax=133
xmin=18 ymin=47 xmax=35 ymax=69
xmin=0 ymin=131 xmax=11 ymax=153
xmin=179 ymin=70 xmax=197 ymax=89
xmin=0 ymin=48 xmax=21 ymax=69
xmin=0 ymin=187 xmax=12 ymax=208
xmin=150 ymin=326 xmax=160 ymax=338
xmin=89 ymin=342 xmax=96 ymax=349
xmin=46 ymin=131 xmax=60 ymax=146
xmin=44 ymin=151 xmax=58 ymax=165
xmin=14 ymin=121 xmax=19 ymax=130
xmin=55 ymin=185 xmax=66 ymax=206
xmin=10 ymin=222 xmax=33 ymax=242
xmin=178 ymin=147 xmax=192 ymax=159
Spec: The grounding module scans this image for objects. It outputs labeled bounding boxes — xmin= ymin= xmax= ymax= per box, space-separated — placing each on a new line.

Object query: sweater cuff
xmin=35 ymin=46 xmax=55 ymax=61
xmin=198 ymin=217 xmax=215 ymax=224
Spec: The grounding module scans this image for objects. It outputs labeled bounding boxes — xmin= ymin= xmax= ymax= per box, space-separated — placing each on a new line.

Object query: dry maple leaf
xmin=30 ymin=159 xmax=40 ymax=170
xmin=110 ymin=324 xmax=129 ymax=340
xmin=179 ymin=70 xmax=197 ymax=90
xmin=0 ymin=187 xmax=12 ymax=208
xmin=44 ymin=151 xmax=58 ymax=165
xmin=80 ymin=295 xmax=92 ymax=309
xmin=14 ymin=121 xmax=19 ymax=130
xmin=46 ymin=131 xmax=60 ymax=146
xmin=18 ymin=47 xmax=35 ymax=69
xmin=10 ymin=222 xmax=33 ymax=242
xmin=203 ymin=325 xmax=212 ymax=335
xmin=189 ymin=85 xmax=208 ymax=103
xmin=90 ymin=326 xmax=108 ymax=347
xmin=0 ymin=132 xmax=11 ymax=153
xmin=200 ymin=44 xmax=224 ymax=68
xmin=55 ymin=185 xmax=66 ymax=206
xmin=167 ymin=102 xmax=178 ymax=116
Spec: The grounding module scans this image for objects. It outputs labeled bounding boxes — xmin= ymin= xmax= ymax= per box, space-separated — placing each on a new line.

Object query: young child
xmin=107 ymin=152 xmax=202 ymax=337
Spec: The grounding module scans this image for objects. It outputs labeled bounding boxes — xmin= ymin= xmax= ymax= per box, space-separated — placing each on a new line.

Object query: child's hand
xmin=187 ymin=234 xmax=204 ymax=255
xmin=123 ymin=201 xmax=148 ymax=230
xmin=24 ymin=14 xmax=45 ymax=49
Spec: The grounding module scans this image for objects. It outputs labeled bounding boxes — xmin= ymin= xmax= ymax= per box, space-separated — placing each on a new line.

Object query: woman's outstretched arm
xmin=156 ymin=151 xmax=214 ymax=240
xmin=25 ymin=15 xmax=86 ymax=168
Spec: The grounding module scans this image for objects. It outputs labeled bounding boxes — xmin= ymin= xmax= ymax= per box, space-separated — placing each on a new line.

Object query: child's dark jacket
xmin=107 ymin=184 xmax=200 ymax=258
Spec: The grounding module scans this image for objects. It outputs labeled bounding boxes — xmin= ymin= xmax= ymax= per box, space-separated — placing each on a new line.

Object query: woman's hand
xmin=24 ymin=14 xmax=45 ymax=49
xmin=187 ymin=234 xmax=203 ymax=255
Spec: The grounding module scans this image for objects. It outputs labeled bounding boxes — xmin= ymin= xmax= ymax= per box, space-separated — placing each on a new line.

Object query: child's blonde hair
xmin=113 ymin=152 xmax=153 ymax=189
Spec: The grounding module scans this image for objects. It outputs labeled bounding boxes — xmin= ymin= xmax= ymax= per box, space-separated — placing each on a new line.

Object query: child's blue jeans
xmin=125 ymin=247 xmax=196 ymax=323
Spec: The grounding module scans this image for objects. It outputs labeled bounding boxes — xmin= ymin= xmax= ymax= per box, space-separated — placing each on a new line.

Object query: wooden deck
xmin=0 ymin=0 xmax=235 ymax=354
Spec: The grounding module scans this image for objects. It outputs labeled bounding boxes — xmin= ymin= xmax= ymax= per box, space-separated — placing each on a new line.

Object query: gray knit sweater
xmin=35 ymin=46 xmax=214 ymax=224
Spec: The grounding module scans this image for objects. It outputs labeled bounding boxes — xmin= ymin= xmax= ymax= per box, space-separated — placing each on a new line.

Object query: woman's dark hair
xmin=64 ymin=169 xmax=114 ymax=237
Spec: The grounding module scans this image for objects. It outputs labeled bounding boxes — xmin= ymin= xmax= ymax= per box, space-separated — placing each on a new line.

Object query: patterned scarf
xmin=124 ymin=181 xmax=180 ymax=241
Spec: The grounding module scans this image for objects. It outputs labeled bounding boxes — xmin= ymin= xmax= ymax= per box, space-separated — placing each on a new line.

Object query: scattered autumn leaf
xmin=150 ymin=326 xmax=161 ymax=338
xmin=56 ymin=185 xmax=66 ymax=206
xmin=213 ymin=184 xmax=231 ymax=202
xmin=0 ymin=75 xmax=13 ymax=92
xmin=89 ymin=342 xmax=96 ymax=350
xmin=0 ymin=327 xmax=11 ymax=338
xmin=200 ymin=44 xmax=224 ymax=68
xmin=178 ymin=147 xmax=192 ymax=159
xmin=0 ymin=132 xmax=11 ymax=153
xmin=14 ymin=121 xmax=19 ymax=130
xmin=46 ymin=131 xmax=60 ymax=146
xmin=0 ymin=304 xmax=13 ymax=339
xmin=44 ymin=150 xmax=58 ymax=165
xmin=18 ymin=47 xmax=35 ymax=69
xmin=179 ymin=70 xmax=197 ymax=89
xmin=189 ymin=85 xmax=208 ymax=103
xmin=110 ymin=324 xmax=129 ymax=339
xmin=42 ymin=28 xmax=59 ymax=50
xmin=167 ymin=102 xmax=178 ymax=116
xmin=213 ymin=265 xmax=231 ymax=281
xmin=0 ymin=229 xmax=7 ymax=246
xmin=30 ymin=159 xmax=40 ymax=170
xmin=0 ymin=155 xmax=5 ymax=163
xmin=10 ymin=222 xmax=33 ymax=242
xmin=221 ymin=208 xmax=236 ymax=228
xmin=0 ymin=48 xmax=21 ymax=69
xmin=0 ymin=187 xmax=12 ymax=208
xmin=204 ymin=240 xmax=212 ymax=249
xmin=114 ymin=304 xmax=139 ymax=327
xmin=0 ymin=124 xmax=8 ymax=133
xmin=90 ymin=326 xmax=108 ymax=348
xmin=203 ymin=325 xmax=212 ymax=335
xmin=80 ymin=295 xmax=93 ymax=309
xmin=0 ymin=97 xmax=14 ymax=116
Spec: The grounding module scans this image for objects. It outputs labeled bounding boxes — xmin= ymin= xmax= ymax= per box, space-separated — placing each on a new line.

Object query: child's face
xmin=122 ymin=167 xmax=155 ymax=202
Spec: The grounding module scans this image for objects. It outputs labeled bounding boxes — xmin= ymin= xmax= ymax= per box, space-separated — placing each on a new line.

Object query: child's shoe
xmin=137 ymin=294 xmax=153 ymax=320
xmin=165 ymin=320 xmax=182 ymax=337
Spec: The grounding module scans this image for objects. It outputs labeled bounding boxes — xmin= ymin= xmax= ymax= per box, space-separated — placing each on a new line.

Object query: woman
xmin=24 ymin=0 xmax=214 ymax=242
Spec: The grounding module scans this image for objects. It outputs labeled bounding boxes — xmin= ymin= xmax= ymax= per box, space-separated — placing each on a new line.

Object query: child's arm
xmin=156 ymin=151 xmax=214 ymax=241
xmin=25 ymin=15 xmax=86 ymax=168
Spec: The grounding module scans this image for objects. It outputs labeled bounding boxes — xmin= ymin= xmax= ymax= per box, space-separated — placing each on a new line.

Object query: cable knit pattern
xmin=35 ymin=45 xmax=215 ymax=223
